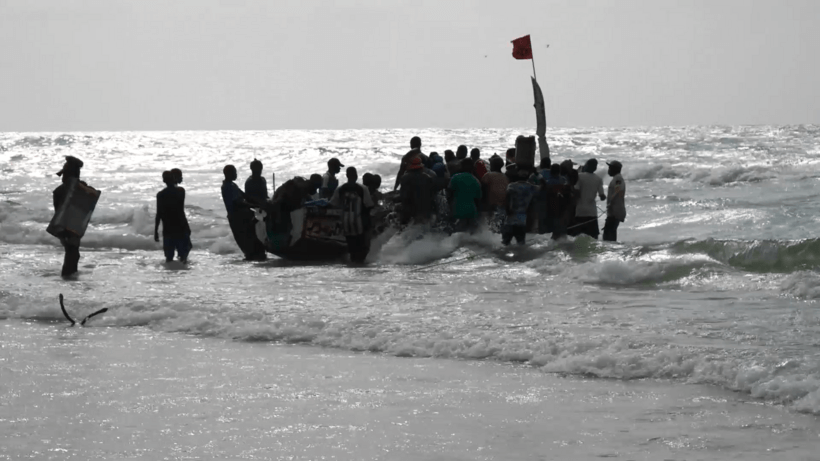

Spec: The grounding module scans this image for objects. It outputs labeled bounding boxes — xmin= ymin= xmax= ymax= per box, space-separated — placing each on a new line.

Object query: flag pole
xmin=531 ymin=55 xmax=537 ymax=81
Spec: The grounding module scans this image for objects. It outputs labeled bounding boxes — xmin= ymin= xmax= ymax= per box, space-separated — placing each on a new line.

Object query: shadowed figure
xmin=52 ymin=156 xmax=86 ymax=277
xmin=222 ymin=164 xmax=266 ymax=261
xmin=245 ymin=158 xmax=268 ymax=203
xmin=155 ymin=170 xmax=192 ymax=263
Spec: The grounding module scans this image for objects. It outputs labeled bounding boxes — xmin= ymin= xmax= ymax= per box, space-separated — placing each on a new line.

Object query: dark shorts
xmin=164 ymin=234 xmax=192 ymax=262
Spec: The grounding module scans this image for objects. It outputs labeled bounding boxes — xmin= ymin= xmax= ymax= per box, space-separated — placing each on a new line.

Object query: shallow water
xmin=2 ymin=126 xmax=820 ymax=458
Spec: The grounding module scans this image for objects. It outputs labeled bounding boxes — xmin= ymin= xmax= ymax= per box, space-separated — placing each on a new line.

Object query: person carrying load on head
xmin=331 ymin=167 xmax=375 ymax=263
xmin=155 ymin=170 xmax=192 ymax=263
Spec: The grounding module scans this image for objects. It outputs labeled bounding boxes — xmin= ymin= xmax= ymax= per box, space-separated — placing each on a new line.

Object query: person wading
xmin=399 ymin=157 xmax=435 ymax=226
xmin=503 ymin=169 xmax=542 ymax=245
xmin=155 ymin=170 xmax=192 ymax=263
xmin=570 ymin=159 xmax=606 ymax=239
xmin=603 ymin=160 xmax=626 ymax=242
xmin=448 ymin=158 xmax=483 ymax=233
xmin=331 ymin=167 xmax=375 ymax=263
xmin=222 ymin=164 xmax=266 ymax=260
xmin=52 ymin=156 xmax=88 ymax=277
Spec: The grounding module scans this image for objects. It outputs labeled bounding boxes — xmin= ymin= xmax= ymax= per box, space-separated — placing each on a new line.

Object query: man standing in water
xmin=331 ymin=167 xmax=374 ymax=263
xmin=571 ymin=159 xmax=606 ymax=239
xmin=222 ymin=164 xmax=266 ymax=260
xmin=155 ymin=170 xmax=192 ymax=263
xmin=603 ymin=161 xmax=626 ymax=242
xmin=399 ymin=157 xmax=435 ymax=225
xmin=448 ymin=158 xmax=483 ymax=233
xmin=52 ymin=156 xmax=88 ymax=277
xmin=244 ymin=159 xmax=268 ymax=203
xmin=502 ymin=170 xmax=542 ymax=245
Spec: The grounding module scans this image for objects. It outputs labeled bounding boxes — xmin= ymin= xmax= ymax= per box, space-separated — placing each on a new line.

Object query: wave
xmin=669 ymin=238 xmax=820 ymax=273
xmin=627 ymin=164 xmax=775 ymax=185
xmin=3 ymin=293 xmax=820 ymax=415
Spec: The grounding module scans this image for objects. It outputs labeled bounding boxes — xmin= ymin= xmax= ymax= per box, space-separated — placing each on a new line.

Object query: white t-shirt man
xmin=574 ymin=172 xmax=606 ymax=217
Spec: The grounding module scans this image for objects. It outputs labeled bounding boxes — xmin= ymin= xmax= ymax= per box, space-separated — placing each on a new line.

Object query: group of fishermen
xmin=49 ymin=137 xmax=626 ymax=275
xmin=391 ymin=135 xmax=627 ymax=245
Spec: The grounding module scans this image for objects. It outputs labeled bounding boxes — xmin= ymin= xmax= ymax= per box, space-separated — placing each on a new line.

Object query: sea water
xmin=2 ymin=126 xmax=820 ymax=459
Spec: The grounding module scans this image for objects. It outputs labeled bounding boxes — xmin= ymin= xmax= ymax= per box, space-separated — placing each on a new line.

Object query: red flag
xmin=511 ymin=35 xmax=533 ymax=60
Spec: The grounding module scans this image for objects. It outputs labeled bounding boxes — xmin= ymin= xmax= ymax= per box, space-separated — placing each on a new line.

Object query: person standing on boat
xmin=244 ymin=159 xmax=268 ymax=203
xmin=570 ymin=159 xmax=606 ymax=239
xmin=448 ymin=159 xmax=483 ymax=233
xmin=603 ymin=161 xmax=626 ymax=242
xmin=155 ymin=170 xmax=192 ymax=263
xmin=393 ymin=136 xmax=430 ymax=190
xmin=222 ymin=164 xmax=266 ymax=260
xmin=399 ymin=157 xmax=435 ymax=225
xmin=331 ymin=167 xmax=374 ymax=263
xmin=321 ymin=158 xmax=344 ymax=199
xmin=52 ymin=156 xmax=86 ymax=277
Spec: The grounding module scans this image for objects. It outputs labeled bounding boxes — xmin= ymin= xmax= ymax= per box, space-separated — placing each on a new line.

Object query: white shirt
xmin=574 ymin=172 xmax=605 ymax=217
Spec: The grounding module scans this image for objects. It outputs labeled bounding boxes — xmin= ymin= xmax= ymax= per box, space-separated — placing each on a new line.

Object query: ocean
xmin=2 ymin=126 xmax=820 ymax=459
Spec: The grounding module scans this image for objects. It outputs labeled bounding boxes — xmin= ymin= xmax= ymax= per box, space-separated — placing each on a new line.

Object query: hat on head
xmin=56 ymin=155 xmax=84 ymax=177
xmin=328 ymin=157 xmax=344 ymax=168
xmin=408 ymin=157 xmax=423 ymax=170
xmin=607 ymin=160 xmax=623 ymax=172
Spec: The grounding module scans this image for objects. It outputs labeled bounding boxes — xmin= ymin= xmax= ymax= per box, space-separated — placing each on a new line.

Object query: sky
xmin=1 ymin=0 xmax=819 ymax=131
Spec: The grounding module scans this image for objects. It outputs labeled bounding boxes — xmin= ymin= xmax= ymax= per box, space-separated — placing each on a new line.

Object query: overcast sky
xmin=1 ymin=0 xmax=818 ymax=131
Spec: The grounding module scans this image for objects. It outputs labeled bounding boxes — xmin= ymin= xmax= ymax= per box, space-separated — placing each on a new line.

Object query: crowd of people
xmin=49 ymin=137 xmax=627 ymax=275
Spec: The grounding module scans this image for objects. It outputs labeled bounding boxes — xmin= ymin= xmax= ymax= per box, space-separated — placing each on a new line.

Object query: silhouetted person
xmin=331 ymin=167 xmax=374 ymax=263
xmin=171 ymin=168 xmax=183 ymax=186
xmin=444 ymin=149 xmax=459 ymax=176
xmin=470 ymin=148 xmax=488 ymax=179
xmin=399 ymin=157 xmax=435 ymax=225
xmin=603 ymin=161 xmax=626 ymax=242
xmin=322 ymin=158 xmax=344 ymax=198
xmin=245 ymin=158 xmax=268 ymax=202
xmin=155 ymin=170 xmax=192 ymax=263
xmin=456 ymin=145 xmax=468 ymax=161
xmin=481 ymin=154 xmax=509 ymax=215
xmin=448 ymin=158 xmax=483 ymax=233
xmin=393 ymin=136 xmax=430 ymax=190
xmin=570 ymin=159 xmax=606 ymax=239
xmin=222 ymin=164 xmax=266 ymax=260
xmin=52 ymin=156 xmax=86 ymax=277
